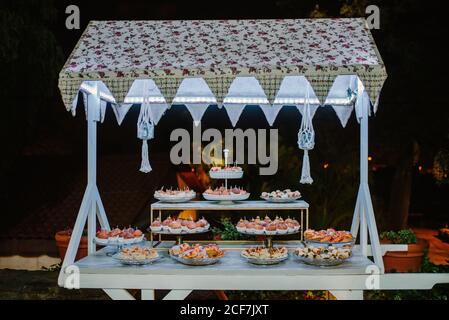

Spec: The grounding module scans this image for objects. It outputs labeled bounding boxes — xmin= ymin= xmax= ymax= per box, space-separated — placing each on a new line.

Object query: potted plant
xmin=380 ymin=229 xmax=429 ymax=273
xmin=438 ymin=227 xmax=449 ymax=244
xmin=55 ymin=229 xmax=89 ymax=261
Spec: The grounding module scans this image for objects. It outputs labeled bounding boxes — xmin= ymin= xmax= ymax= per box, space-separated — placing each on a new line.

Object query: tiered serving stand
xmin=149 ymin=228 xmax=210 ymax=246
xmin=237 ymin=228 xmax=300 ymax=250
xmin=94 ymin=236 xmax=145 ymax=256
xmin=202 ymin=149 xmax=249 ymax=204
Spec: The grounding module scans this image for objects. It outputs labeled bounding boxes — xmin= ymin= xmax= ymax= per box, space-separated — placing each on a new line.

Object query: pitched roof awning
xmin=59 ymin=18 xmax=387 ymax=112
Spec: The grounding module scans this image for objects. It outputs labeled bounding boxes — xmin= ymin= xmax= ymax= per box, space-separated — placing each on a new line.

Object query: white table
xmin=65 ymin=241 xmax=449 ymax=300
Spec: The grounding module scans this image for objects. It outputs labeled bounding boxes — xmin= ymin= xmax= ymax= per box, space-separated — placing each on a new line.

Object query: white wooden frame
xmin=58 ymin=80 xmax=449 ymax=300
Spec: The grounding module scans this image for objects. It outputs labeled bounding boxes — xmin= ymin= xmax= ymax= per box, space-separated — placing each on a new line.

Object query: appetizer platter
xmin=241 ymin=246 xmax=289 ymax=265
xmin=304 ymin=229 xmax=355 ymax=248
xmin=150 ymin=216 xmax=210 ymax=234
xmin=169 ymin=243 xmax=225 ymax=266
xmin=209 ymin=165 xmax=243 ymax=179
xmin=95 ymin=227 xmax=144 ymax=246
xmin=154 ymin=187 xmax=196 ymax=203
xmin=113 ymin=245 xmax=162 ymax=265
xmin=294 ymin=244 xmax=352 ymax=267
xmin=261 ymin=189 xmax=301 ymax=203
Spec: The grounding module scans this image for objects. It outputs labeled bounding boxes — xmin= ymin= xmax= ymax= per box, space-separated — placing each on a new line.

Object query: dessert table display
xmin=56 ymin=18 xmax=449 ymax=300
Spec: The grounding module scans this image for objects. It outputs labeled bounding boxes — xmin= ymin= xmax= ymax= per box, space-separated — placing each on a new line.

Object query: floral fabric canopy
xmin=59 ymin=18 xmax=387 ymax=111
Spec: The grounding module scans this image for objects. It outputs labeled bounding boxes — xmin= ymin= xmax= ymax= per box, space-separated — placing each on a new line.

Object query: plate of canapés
xmin=154 ymin=187 xmax=196 ymax=203
xmin=209 ymin=165 xmax=243 ymax=179
xmin=293 ymin=244 xmax=352 ymax=267
xmin=241 ymin=246 xmax=289 ymax=265
xmin=294 ymin=229 xmax=354 ymax=266
xmin=260 ymin=189 xmax=301 ymax=203
xmin=203 ymin=186 xmax=250 ymax=202
xmin=150 ymin=216 xmax=210 ymax=234
xmin=303 ymin=229 xmax=355 ymax=247
xmin=113 ymin=245 xmax=162 ymax=265
xmin=236 ymin=216 xmax=300 ymax=235
xmin=169 ymin=243 xmax=225 ymax=266
xmin=95 ymin=227 xmax=144 ymax=246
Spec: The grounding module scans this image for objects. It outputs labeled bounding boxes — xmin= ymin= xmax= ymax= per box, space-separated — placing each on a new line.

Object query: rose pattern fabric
xmin=59 ymin=18 xmax=387 ymax=110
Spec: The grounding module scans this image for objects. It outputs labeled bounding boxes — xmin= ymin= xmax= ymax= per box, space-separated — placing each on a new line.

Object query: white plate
xmin=238 ymin=229 xmax=299 ymax=236
xmin=154 ymin=194 xmax=195 ymax=203
xmin=241 ymin=253 xmax=289 ymax=265
xmin=113 ymin=253 xmax=162 ymax=265
xmin=151 ymin=227 xmax=210 ymax=235
xmin=260 ymin=196 xmax=301 ymax=203
xmin=170 ymin=253 xmax=222 ymax=266
xmin=203 ymin=193 xmax=250 ymax=202
xmin=94 ymin=235 xmax=144 ymax=246
xmin=209 ymin=170 xmax=243 ymax=179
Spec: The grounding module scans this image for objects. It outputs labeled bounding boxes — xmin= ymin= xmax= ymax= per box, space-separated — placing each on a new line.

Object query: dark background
xmin=1 ymin=0 xmax=449 ymax=238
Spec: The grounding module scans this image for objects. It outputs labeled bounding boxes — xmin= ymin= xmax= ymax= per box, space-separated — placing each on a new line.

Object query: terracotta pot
xmin=382 ymin=239 xmax=428 ymax=273
xmin=55 ymin=230 xmax=88 ymax=261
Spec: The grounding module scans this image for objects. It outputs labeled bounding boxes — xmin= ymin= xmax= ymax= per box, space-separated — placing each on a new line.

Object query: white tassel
xmin=140 ymin=140 xmax=152 ymax=173
xmin=300 ymin=150 xmax=313 ymax=184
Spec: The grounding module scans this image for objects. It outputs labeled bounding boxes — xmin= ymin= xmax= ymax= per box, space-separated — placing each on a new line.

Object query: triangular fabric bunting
xmin=296 ymin=105 xmax=320 ymax=119
xmin=185 ymin=103 xmax=210 ymax=126
xmin=152 ymin=77 xmax=183 ymax=105
xmin=357 ymin=72 xmax=387 ymax=107
xmin=307 ymin=74 xmax=337 ymax=106
xmin=373 ymin=91 xmax=381 ymax=114
xmin=203 ymin=76 xmax=235 ymax=105
xmin=147 ymin=103 xmax=168 ymax=125
xmin=255 ymin=74 xmax=283 ymax=104
xmin=71 ymin=91 xmax=80 ymax=116
xmin=111 ymin=103 xmax=133 ymax=125
xmin=259 ymin=105 xmax=283 ymax=126
xmin=354 ymin=89 xmax=371 ymax=121
xmin=59 ymin=78 xmax=83 ymax=112
xmin=357 ymin=73 xmax=385 ymax=114
xmin=103 ymin=78 xmax=135 ymax=104
xmin=82 ymin=91 xmax=88 ymax=118
xmin=100 ymin=100 xmax=107 ymax=123
xmin=331 ymin=105 xmax=354 ymax=128
xmin=223 ymin=103 xmax=246 ymax=127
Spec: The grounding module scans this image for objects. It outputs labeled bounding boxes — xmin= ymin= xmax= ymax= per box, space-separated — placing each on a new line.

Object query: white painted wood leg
xmin=142 ymin=289 xmax=155 ymax=300
xmin=163 ymin=290 xmax=192 ymax=300
xmin=103 ymin=289 xmax=136 ymax=300
xmin=58 ymin=186 xmax=92 ymax=286
xmin=330 ymin=290 xmax=364 ymax=300
xmin=95 ymin=187 xmax=110 ymax=230
xmin=350 ymin=187 xmax=361 ymax=239
xmin=360 ymin=191 xmax=368 ymax=257
xmin=362 ymin=184 xmax=384 ymax=273
xmin=88 ymin=198 xmax=97 ymax=254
